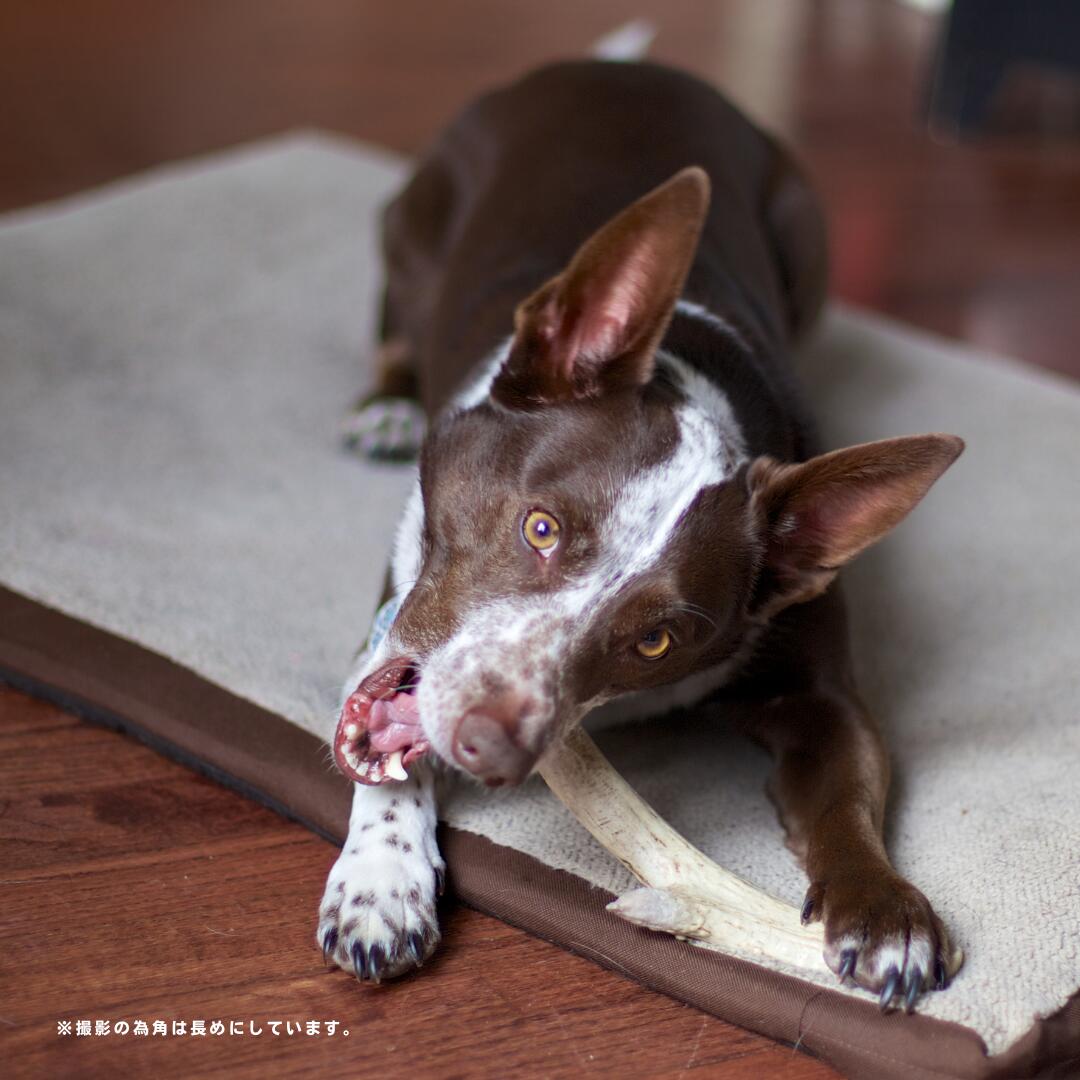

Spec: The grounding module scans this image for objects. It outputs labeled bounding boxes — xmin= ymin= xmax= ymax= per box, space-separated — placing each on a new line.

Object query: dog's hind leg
xmin=343 ymin=157 xmax=457 ymax=460
xmin=341 ymin=297 xmax=426 ymax=462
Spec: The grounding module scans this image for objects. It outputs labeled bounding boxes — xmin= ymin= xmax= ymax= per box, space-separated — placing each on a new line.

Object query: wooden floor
xmin=1 ymin=687 xmax=834 ymax=1079
xmin=2 ymin=2 xmax=1078 ymax=1077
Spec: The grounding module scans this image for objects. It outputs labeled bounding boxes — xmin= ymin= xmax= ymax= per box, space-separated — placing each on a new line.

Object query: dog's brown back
xmin=380 ymin=60 xmax=826 ymax=421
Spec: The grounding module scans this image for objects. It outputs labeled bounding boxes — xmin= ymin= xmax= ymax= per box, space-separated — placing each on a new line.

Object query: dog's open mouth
xmin=333 ymin=659 xmax=430 ymax=785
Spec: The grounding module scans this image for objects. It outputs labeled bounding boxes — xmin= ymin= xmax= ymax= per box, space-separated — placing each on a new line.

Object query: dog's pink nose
xmin=452 ymin=699 xmax=538 ymax=786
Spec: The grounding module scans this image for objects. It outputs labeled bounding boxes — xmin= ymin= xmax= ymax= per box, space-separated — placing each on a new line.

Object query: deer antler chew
xmin=537 ymin=726 xmax=827 ymax=973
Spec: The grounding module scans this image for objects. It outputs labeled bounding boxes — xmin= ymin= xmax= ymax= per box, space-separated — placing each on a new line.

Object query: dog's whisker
xmin=673 ymin=601 xmax=719 ymax=632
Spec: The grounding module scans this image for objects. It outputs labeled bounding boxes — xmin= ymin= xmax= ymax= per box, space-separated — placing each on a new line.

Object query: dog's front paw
xmin=317 ymin=835 xmax=444 ymax=983
xmin=801 ymin=869 xmax=960 ymax=1011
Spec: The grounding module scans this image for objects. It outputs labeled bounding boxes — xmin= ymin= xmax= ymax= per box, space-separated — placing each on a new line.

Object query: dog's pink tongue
xmin=367 ymin=694 xmax=422 ymax=754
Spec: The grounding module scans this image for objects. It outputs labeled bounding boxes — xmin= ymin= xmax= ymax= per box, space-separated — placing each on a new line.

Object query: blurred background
xmin=2 ymin=0 xmax=1078 ymax=381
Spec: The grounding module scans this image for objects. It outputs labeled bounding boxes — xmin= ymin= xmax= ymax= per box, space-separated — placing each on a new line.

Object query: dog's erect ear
xmin=747 ymin=434 xmax=964 ymax=618
xmin=491 ymin=167 xmax=710 ymax=408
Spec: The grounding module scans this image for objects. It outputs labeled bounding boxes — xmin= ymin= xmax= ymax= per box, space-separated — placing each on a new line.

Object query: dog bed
xmin=1 ymin=133 xmax=1077 ymax=1080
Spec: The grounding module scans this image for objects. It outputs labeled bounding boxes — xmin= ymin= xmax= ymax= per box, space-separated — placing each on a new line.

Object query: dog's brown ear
xmin=747 ymin=434 xmax=964 ymax=618
xmin=491 ymin=167 xmax=710 ymax=408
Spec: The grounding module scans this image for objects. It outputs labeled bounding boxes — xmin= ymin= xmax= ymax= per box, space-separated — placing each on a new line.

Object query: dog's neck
xmin=664 ymin=299 xmax=813 ymax=463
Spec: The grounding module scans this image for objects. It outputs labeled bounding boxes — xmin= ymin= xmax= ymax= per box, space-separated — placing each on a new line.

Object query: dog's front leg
xmin=746 ymin=689 xmax=961 ymax=1010
xmin=317 ymin=765 xmax=444 ymax=982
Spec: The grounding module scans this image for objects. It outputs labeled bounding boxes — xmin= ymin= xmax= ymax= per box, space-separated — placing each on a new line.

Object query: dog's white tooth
xmin=344 ymin=722 xmax=359 ymax=740
xmin=385 ymin=750 xmax=409 ymax=782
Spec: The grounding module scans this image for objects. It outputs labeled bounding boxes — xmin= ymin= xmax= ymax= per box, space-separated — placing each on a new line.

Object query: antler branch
xmin=538 ymin=726 xmax=826 ymax=973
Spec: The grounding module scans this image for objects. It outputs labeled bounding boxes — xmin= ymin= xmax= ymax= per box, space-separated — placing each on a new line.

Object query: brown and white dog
xmin=318 ymin=51 xmax=963 ymax=1012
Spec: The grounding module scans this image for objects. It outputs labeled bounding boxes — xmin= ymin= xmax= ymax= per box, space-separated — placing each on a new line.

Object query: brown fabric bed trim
xmin=1 ymin=583 xmax=1076 ymax=1080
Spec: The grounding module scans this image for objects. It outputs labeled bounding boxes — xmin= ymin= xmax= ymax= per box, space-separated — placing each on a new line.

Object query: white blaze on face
xmin=588 ymin=356 xmax=744 ymax=598
xmin=389 ymin=349 xmax=748 ymax=768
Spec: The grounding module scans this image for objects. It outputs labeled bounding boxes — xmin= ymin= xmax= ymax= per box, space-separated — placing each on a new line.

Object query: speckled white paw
xmin=317 ymin=780 xmax=443 ymax=982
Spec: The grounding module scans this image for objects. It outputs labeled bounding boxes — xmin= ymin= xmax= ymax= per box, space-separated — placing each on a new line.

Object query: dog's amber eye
xmin=523 ymin=509 xmax=560 ymax=553
xmin=636 ymin=628 xmax=671 ymax=660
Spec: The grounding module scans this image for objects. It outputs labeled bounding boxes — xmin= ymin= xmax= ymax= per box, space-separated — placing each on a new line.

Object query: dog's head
xmin=334 ymin=167 xmax=963 ymax=787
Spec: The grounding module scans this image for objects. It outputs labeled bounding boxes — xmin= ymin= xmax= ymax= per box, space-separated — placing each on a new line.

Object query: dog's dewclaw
xmin=539 ymin=727 xmax=826 ymax=973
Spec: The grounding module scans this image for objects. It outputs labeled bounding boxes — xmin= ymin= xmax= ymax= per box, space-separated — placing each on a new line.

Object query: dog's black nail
xmin=903 ymin=966 xmax=923 ymax=1013
xmin=934 ymin=955 xmax=949 ymax=990
xmin=800 ymin=894 xmax=815 ymax=924
xmin=879 ymin=967 xmax=901 ymax=1011
xmin=351 ymin=940 xmax=366 ymax=981
xmin=407 ymin=931 xmax=425 ymax=966
xmin=322 ymin=927 xmax=338 ymax=965
xmin=367 ymin=943 xmax=385 ymax=984
xmin=838 ymin=949 xmax=857 ymax=981
xmin=435 ymin=866 xmax=446 ymax=897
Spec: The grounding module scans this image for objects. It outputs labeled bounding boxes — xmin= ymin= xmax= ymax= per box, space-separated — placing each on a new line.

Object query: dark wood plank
xmin=0 ymin=688 xmax=837 ymax=1079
